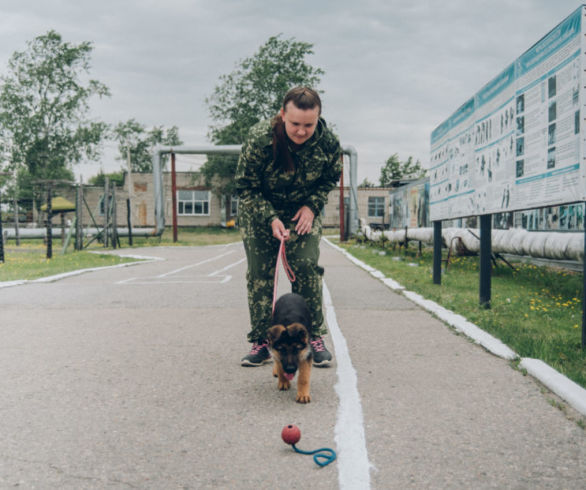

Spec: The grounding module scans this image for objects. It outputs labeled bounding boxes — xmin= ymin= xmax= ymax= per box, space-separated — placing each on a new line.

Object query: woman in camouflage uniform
xmin=236 ymin=86 xmax=342 ymax=367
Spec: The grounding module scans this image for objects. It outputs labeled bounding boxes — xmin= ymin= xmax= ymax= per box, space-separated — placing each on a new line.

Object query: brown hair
xmin=271 ymin=87 xmax=322 ymax=172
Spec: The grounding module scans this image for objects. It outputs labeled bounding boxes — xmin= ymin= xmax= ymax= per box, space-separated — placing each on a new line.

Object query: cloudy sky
xmin=0 ymin=0 xmax=582 ymax=183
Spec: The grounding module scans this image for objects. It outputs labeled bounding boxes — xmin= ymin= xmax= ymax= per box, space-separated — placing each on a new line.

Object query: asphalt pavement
xmin=0 ymin=241 xmax=583 ymax=489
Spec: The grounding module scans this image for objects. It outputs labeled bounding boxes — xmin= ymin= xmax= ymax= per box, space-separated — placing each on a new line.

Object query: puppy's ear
xmin=267 ymin=325 xmax=285 ymax=345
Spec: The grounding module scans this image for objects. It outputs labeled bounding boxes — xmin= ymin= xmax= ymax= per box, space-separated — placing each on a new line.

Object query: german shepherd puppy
xmin=267 ymin=293 xmax=313 ymax=403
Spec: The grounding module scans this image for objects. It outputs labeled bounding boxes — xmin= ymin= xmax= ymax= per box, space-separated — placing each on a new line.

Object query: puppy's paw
xmin=296 ymin=392 xmax=311 ymax=404
xmin=278 ymin=379 xmax=291 ymax=391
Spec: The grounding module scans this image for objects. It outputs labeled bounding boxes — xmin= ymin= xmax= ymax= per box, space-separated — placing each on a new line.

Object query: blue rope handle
xmin=292 ymin=444 xmax=337 ymax=467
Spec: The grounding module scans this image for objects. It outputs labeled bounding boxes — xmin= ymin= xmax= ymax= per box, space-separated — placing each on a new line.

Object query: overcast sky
xmin=0 ymin=0 xmax=583 ymax=183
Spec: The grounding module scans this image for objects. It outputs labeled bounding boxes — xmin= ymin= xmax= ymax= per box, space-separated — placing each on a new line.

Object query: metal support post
xmin=46 ymin=187 xmax=53 ymax=259
xmin=0 ymin=189 xmax=4 ymax=263
xmin=111 ymin=183 xmax=118 ymax=249
xmin=433 ymin=220 xmax=442 ymax=285
xmin=582 ymin=225 xmax=586 ymax=350
xmin=479 ymin=214 xmax=492 ymax=308
xmin=339 ymin=155 xmax=345 ymax=242
xmin=171 ymin=151 xmax=178 ymax=243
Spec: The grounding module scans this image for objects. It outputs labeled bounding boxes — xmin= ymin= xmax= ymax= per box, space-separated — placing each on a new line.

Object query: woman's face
xmin=280 ymin=102 xmax=320 ymax=145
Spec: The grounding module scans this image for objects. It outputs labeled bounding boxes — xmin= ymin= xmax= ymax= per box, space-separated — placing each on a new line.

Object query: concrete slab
xmin=0 ymin=241 xmax=583 ymax=489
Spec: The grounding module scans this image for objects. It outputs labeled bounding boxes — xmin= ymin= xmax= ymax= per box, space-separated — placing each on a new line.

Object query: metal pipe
xmin=151 ymin=144 xmax=359 ymax=236
xmin=433 ymin=221 xmax=442 ymax=284
xmin=339 ymin=155 xmax=345 ymax=242
xmin=343 ymin=145 xmax=359 ymax=236
xmin=152 ymin=145 xmax=241 ymax=236
xmin=171 ymin=152 xmax=178 ymax=242
xmin=2 ymin=227 xmax=158 ymax=239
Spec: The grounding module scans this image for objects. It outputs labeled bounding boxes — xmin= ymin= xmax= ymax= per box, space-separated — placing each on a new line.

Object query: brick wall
xmin=49 ymin=173 xmax=390 ymax=230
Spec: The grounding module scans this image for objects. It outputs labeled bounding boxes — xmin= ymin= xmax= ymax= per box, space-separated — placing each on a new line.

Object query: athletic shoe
xmin=310 ymin=336 xmax=332 ymax=366
xmin=241 ymin=340 xmax=271 ymax=366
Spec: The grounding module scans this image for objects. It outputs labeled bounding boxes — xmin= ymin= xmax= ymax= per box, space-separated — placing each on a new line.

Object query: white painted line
xmin=115 ymin=277 xmax=136 ymax=285
xmin=117 ymin=278 xmax=231 ymax=285
xmin=323 ymin=280 xmax=372 ymax=489
xmin=520 ymin=358 xmax=586 ymax=416
xmin=156 ymin=250 xmax=234 ymax=278
xmin=208 ymin=257 xmax=246 ymax=277
xmin=92 ymin=252 xmax=165 ymax=262
xmin=117 ymin=256 xmax=244 ymax=285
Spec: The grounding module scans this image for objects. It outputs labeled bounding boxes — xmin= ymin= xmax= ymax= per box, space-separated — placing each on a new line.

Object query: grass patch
xmin=338 ymin=238 xmax=586 ymax=389
xmin=0 ymin=249 xmax=139 ymax=282
xmin=129 ymin=226 xmax=241 ymax=247
xmin=0 ymin=226 xmax=242 ymax=282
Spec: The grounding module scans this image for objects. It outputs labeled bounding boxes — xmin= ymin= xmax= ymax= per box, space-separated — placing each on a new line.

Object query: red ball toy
xmin=281 ymin=424 xmax=301 ymax=445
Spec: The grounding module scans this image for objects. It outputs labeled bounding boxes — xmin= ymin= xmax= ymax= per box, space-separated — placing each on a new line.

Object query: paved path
xmin=0 ymin=242 xmax=583 ymax=489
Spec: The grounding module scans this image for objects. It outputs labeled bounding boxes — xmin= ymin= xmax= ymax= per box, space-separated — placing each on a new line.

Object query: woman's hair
xmin=271 ymin=87 xmax=322 ymax=172
xmin=282 ymin=86 xmax=322 ymax=115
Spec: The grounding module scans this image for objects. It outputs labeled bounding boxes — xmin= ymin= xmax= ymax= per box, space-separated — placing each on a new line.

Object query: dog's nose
xmin=284 ymin=365 xmax=297 ymax=374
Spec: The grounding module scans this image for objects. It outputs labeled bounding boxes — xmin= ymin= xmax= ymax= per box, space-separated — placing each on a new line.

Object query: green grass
xmin=338 ymin=238 xmax=586 ymax=389
xmin=129 ymin=226 xmax=241 ymax=247
xmin=0 ymin=248 xmax=139 ymax=282
xmin=0 ymin=226 xmax=242 ymax=282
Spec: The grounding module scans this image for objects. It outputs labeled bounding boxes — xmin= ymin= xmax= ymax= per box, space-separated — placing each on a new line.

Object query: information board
xmin=430 ymin=6 xmax=586 ymax=221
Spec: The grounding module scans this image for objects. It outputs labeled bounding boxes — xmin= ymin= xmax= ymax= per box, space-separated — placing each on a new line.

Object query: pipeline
xmin=2 ymin=227 xmax=157 ymax=240
xmin=359 ymin=220 xmax=585 ymax=262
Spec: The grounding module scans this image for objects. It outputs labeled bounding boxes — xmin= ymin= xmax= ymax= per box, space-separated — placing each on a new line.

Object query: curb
xmin=323 ymin=238 xmax=586 ymax=417
xmin=0 ymin=254 xmax=163 ymax=289
xmin=520 ymin=358 xmax=586 ymax=415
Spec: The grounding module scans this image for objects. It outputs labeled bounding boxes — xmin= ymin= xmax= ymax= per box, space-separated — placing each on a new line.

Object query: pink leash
xmin=272 ymin=237 xmax=296 ymax=314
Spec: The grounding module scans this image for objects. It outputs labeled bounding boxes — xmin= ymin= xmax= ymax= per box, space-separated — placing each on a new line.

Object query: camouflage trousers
xmin=239 ymin=208 xmax=326 ymax=343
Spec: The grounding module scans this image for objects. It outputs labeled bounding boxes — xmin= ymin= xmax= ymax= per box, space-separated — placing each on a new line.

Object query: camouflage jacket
xmin=235 ymin=117 xmax=342 ymax=225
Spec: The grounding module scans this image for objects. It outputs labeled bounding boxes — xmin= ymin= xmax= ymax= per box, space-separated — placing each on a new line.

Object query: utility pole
xmin=0 ymin=172 xmax=9 ymax=263
xmin=126 ymin=146 xmax=133 ymax=245
xmin=13 ymin=168 xmax=20 ymax=246
xmin=0 ymin=187 xmax=4 ymax=263
xmin=46 ymin=185 xmax=52 ymax=259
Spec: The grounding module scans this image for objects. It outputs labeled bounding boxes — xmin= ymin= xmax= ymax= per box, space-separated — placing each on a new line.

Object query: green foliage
xmin=206 ymin=34 xmax=324 ymax=145
xmin=359 ymin=178 xmax=375 ymax=188
xmin=112 ymin=118 xmax=183 ymax=173
xmin=379 ymin=153 xmax=426 ymax=186
xmin=201 ymin=34 xmax=324 ymax=198
xmin=196 ymin=154 xmax=239 ymax=198
xmin=88 ymin=170 xmax=125 ymax=187
xmin=0 ymin=30 xmax=110 ymax=187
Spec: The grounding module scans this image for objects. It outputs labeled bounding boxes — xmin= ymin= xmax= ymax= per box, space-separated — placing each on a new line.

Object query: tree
xmin=201 ymin=34 xmax=324 ymax=203
xmin=88 ymin=170 xmax=125 ymax=187
xmin=0 ymin=30 xmax=110 ymax=200
xmin=379 ymin=153 xmax=426 ymax=187
xmin=112 ymin=119 xmax=183 ymax=173
xmin=359 ymin=178 xmax=375 ymax=188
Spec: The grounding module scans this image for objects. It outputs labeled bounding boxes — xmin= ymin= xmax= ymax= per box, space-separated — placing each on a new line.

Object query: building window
xmin=230 ymin=195 xmax=239 ymax=216
xmin=368 ymin=196 xmax=385 ymax=218
xmin=177 ymin=190 xmax=210 ymax=216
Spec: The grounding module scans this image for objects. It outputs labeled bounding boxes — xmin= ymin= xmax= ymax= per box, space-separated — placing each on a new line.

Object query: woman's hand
xmin=271 ymin=218 xmax=290 ymax=241
xmin=292 ymin=206 xmax=314 ymax=236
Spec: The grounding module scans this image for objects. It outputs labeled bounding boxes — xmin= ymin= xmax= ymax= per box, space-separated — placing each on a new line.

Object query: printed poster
xmin=430 ymin=6 xmax=585 ymax=221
